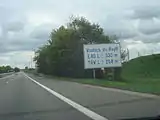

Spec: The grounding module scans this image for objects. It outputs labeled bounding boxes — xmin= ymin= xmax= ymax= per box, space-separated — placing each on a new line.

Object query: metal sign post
xmin=93 ymin=69 xmax=96 ymax=79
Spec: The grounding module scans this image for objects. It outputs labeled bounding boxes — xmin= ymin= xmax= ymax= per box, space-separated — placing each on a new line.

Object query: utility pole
xmin=138 ymin=52 xmax=140 ymax=57
xmin=127 ymin=48 xmax=130 ymax=61
xmin=30 ymin=56 xmax=32 ymax=68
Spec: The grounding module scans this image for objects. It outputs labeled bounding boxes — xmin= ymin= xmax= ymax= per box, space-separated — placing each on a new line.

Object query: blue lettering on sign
xmin=105 ymin=53 xmax=113 ymax=58
xmin=115 ymin=60 xmax=118 ymax=63
xmin=97 ymin=54 xmax=100 ymax=58
xmin=112 ymin=48 xmax=114 ymax=51
xmin=106 ymin=60 xmax=108 ymax=64
xmin=106 ymin=59 xmax=114 ymax=64
xmin=107 ymin=46 xmax=119 ymax=52
xmin=101 ymin=60 xmax=104 ymax=64
xmin=106 ymin=60 xmax=109 ymax=64
xmin=114 ymin=54 xmax=118 ymax=57
xmin=86 ymin=48 xmax=101 ymax=52
xmin=97 ymin=60 xmax=100 ymax=64
xmin=115 ymin=46 xmax=118 ymax=51
xmin=91 ymin=53 xmax=96 ymax=58
xmin=100 ymin=53 xmax=104 ymax=58
xmin=110 ymin=59 xmax=113 ymax=64
xmin=88 ymin=60 xmax=96 ymax=65
xmin=88 ymin=54 xmax=90 ymax=59
xmin=103 ymin=48 xmax=107 ymax=52
xmin=92 ymin=60 xmax=96 ymax=64
xmin=88 ymin=53 xmax=103 ymax=59
xmin=106 ymin=60 xmax=110 ymax=64
xmin=110 ymin=53 xmax=113 ymax=57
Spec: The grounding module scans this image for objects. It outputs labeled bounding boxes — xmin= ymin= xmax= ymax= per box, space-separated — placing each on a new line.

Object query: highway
xmin=0 ymin=72 xmax=160 ymax=120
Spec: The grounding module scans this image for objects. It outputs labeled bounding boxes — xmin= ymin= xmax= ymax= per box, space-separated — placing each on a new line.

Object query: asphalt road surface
xmin=0 ymin=72 xmax=160 ymax=120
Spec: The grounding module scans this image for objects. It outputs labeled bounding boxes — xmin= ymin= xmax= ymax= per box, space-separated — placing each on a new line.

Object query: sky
xmin=1 ymin=0 xmax=160 ymax=68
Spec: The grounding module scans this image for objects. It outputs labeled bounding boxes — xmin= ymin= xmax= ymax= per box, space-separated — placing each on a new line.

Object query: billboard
xmin=83 ymin=44 xmax=121 ymax=69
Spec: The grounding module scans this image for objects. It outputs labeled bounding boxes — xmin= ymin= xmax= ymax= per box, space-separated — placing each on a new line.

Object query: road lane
xmin=27 ymin=73 xmax=160 ymax=120
xmin=24 ymin=73 xmax=108 ymax=120
xmin=0 ymin=72 xmax=14 ymax=79
xmin=0 ymin=73 xmax=92 ymax=120
xmin=0 ymin=73 xmax=15 ymax=90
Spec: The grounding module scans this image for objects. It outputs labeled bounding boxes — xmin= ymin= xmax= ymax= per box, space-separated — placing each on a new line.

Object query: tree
xmin=0 ymin=65 xmax=13 ymax=73
xmin=14 ymin=67 xmax=20 ymax=72
xmin=25 ymin=66 xmax=28 ymax=70
xmin=34 ymin=16 xmax=113 ymax=78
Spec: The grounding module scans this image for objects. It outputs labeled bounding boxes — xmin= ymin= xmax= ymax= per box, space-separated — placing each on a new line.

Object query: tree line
xmin=34 ymin=17 xmax=122 ymax=79
xmin=0 ymin=66 xmax=20 ymax=73
xmin=0 ymin=66 xmax=13 ymax=73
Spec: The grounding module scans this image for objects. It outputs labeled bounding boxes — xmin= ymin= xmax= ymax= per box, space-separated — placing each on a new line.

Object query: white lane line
xmin=24 ymin=73 xmax=108 ymax=120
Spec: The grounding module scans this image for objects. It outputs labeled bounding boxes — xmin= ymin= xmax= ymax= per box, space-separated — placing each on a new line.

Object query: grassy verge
xmin=25 ymin=54 xmax=160 ymax=95
xmin=57 ymin=77 xmax=160 ymax=95
xmin=27 ymin=71 xmax=160 ymax=95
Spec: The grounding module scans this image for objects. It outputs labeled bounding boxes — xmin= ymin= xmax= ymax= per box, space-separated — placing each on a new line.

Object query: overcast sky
xmin=1 ymin=0 xmax=160 ymax=68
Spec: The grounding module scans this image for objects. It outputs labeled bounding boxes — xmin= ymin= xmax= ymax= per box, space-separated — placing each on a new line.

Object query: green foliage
xmin=34 ymin=16 xmax=112 ymax=78
xmin=14 ymin=67 xmax=20 ymax=72
xmin=122 ymin=54 xmax=160 ymax=80
xmin=25 ymin=66 xmax=28 ymax=70
xmin=0 ymin=65 xmax=13 ymax=73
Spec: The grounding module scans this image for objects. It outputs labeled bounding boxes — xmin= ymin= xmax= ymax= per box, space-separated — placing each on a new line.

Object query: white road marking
xmin=24 ymin=73 xmax=108 ymax=120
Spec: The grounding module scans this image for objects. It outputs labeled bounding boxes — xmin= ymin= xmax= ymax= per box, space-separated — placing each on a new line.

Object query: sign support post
xmin=113 ymin=68 xmax=115 ymax=81
xmin=93 ymin=69 xmax=96 ymax=79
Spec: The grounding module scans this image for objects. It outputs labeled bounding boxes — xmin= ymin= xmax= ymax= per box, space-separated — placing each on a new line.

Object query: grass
xmin=33 ymin=73 xmax=160 ymax=95
xmin=28 ymin=54 xmax=160 ymax=95
xmin=50 ymin=77 xmax=160 ymax=95
xmin=57 ymin=54 xmax=160 ymax=95
xmin=121 ymin=54 xmax=160 ymax=79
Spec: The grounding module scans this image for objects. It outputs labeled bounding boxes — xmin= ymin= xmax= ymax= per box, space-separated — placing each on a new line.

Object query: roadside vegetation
xmin=0 ymin=66 xmax=13 ymax=73
xmin=67 ymin=54 xmax=160 ymax=94
xmin=34 ymin=16 xmax=123 ymax=79
xmin=0 ymin=66 xmax=20 ymax=74
xmin=32 ymin=16 xmax=160 ymax=95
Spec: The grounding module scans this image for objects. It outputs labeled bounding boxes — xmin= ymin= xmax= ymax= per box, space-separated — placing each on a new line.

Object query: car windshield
xmin=0 ymin=0 xmax=160 ymax=120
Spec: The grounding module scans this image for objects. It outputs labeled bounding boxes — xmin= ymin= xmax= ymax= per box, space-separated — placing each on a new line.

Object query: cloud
xmin=129 ymin=6 xmax=160 ymax=20
xmin=30 ymin=23 xmax=55 ymax=40
xmin=0 ymin=26 xmax=2 ymax=37
xmin=1 ymin=0 xmax=160 ymax=68
xmin=0 ymin=24 xmax=50 ymax=53
xmin=137 ymin=19 xmax=160 ymax=35
xmin=0 ymin=37 xmax=46 ymax=53
xmin=102 ymin=15 xmax=138 ymax=39
xmin=0 ymin=51 xmax=35 ymax=68
xmin=129 ymin=43 xmax=160 ymax=59
xmin=5 ymin=21 xmax=25 ymax=32
xmin=121 ymin=39 xmax=143 ymax=48
xmin=133 ymin=33 xmax=160 ymax=43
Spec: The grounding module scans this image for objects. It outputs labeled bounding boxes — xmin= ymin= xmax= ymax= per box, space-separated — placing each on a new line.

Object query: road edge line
xmin=23 ymin=73 xmax=108 ymax=120
xmin=83 ymin=84 xmax=160 ymax=99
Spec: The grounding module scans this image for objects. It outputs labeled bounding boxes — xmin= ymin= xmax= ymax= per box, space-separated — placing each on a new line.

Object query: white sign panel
xmin=83 ymin=44 xmax=121 ymax=69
